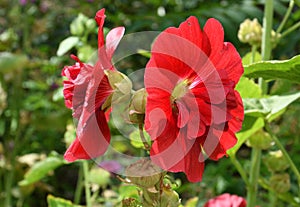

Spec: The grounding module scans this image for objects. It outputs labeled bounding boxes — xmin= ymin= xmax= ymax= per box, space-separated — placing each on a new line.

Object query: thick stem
xmin=83 ymin=161 xmax=92 ymax=207
xmin=246 ymin=148 xmax=262 ymax=207
xmin=261 ymin=0 xmax=273 ymax=61
xmin=246 ymin=2 xmax=274 ymax=206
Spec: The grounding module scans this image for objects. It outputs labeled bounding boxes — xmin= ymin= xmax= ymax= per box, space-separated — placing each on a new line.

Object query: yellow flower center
xmin=171 ymin=79 xmax=189 ymax=102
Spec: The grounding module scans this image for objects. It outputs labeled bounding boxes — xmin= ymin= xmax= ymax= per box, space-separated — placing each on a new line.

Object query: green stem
xmin=230 ymin=156 xmax=249 ymax=186
xmin=247 ymin=148 xmax=262 ymax=207
xmin=269 ymin=191 xmax=277 ymax=207
xmin=261 ymin=0 xmax=273 ymax=61
xmin=265 ymin=123 xmax=300 ymax=198
xmin=251 ymin=45 xmax=257 ymax=64
xmin=281 ymin=21 xmax=300 ymax=38
xmin=74 ymin=163 xmax=84 ymax=204
xmin=138 ymin=124 xmax=150 ymax=150
xmin=83 ymin=161 xmax=92 ymax=207
xmin=276 ymin=0 xmax=294 ymax=33
xmin=246 ymin=2 xmax=274 ymax=206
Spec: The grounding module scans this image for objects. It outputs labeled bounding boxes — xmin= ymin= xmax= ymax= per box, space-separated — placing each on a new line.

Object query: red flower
xmin=204 ymin=193 xmax=247 ymax=207
xmin=144 ymin=17 xmax=244 ymax=182
xmin=62 ymin=9 xmax=125 ymax=162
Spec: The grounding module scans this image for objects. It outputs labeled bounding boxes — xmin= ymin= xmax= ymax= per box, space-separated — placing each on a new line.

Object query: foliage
xmin=0 ymin=0 xmax=299 ymax=207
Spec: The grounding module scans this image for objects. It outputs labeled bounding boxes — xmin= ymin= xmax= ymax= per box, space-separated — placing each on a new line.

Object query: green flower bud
xmin=70 ymin=13 xmax=88 ymax=36
xmin=85 ymin=18 xmax=97 ymax=33
xmin=160 ymin=186 xmax=181 ymax=207
xmin=263 ymin=150 xmax=289 ymax=172
xmin=102 ymin=70 xmax=132 ymax=110
xmin=270 ymin=173 xmax=290 ymax=194
xmin=128 ymin=88 xmax=147 ymax=124
xmin=125 ymin=158 xmax=162 ymax=188
xmin=238 ymin=18 xmax=262 ymax=46
xmin=246 ymin=129 xmax=274 ymax=150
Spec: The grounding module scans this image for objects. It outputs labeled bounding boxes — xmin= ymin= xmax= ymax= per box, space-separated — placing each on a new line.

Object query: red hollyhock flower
xmin=204 ymin=193 xmax=247 ymax=207
xmin=62 ymin=9 xmax=125 ymax=162
xmin=145 ymin=17 xmax=244 ymax=182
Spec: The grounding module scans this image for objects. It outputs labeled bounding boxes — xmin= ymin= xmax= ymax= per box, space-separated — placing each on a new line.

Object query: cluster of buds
xmin=124 ymin=158 xmax=180 ymax=207
xmin=238 ymin=18 xmax=280 ymax=47
xmin=263 ymin=150 xmax=291 ymax=193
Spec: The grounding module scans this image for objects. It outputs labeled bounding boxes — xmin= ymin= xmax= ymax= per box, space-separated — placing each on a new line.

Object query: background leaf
xmin=244 ymin=92 xmax=300 ymax=120
xmin=47 ymin=195 xmax=82 ymax=207
xmin=244 ymin=55 xmax=300 ymax=83
xmin=19 ymin=156 xmax=65 ymax=186
xmin=56 ymin=36 xmax=80 ymax=56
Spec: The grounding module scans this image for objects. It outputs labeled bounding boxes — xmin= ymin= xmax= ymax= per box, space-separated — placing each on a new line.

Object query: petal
xmin=203 ymin=18 xmax=224 ymax=55
xmin=106 ymin=27 xmax=125 ymax=61
xmin=150 ymin=130 xmax=205 ymax=182
xmin=204 ymin=18 xmax=243 ymax=84
xmin=228 ymin=91 xmax=244 ymax=132
xmin=65 ymin=109 xmax=111 ymax=161
xmin=64 ymin=138 xmax=90 ymax=161
xmin=145 ymin=88 xmax=173 ymax=139
xmin=203 ymin=127 xmax=237 ymax=161
xmin=95 ymin=8 xmax=106 ymax=48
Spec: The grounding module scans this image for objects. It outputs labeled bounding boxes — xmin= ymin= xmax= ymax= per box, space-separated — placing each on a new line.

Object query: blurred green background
xmin=0 ymin=0 xmax=299 ymax=206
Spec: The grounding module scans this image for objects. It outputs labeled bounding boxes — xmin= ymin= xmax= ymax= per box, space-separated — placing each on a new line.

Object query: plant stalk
xmin=277 ymin=0 xmax=294 ymax=33
xmin=246 ymin=148 xmax=262 ymax=207
xmin=83 ymin=161 xmax=92 ymax=207
xmin=265 ymin=123 xmax=300 ymax=198
xmin=74 ymin=163 xmax=84 ymax=204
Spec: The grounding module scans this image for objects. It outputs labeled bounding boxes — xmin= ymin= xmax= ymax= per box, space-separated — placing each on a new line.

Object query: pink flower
xmin=62 ymin=9 xmax=125 ymax=162
xmin=204 ymin=193 xmax=247 ymax=207
xmin=144 ymin=17 xmax=244 ymax=182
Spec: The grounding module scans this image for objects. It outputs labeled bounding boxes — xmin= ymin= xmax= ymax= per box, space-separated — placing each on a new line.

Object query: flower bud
xmin=238 ymin=18 xmax=262 ymax=46
xmin=125 ymin=158 xmax=162 ymax=188
xmin=263 ymin=150 xmax=289 ymax=172
xmin=102 ymin=70 xmax=132 ymax=110
xmin=160 ymin=185 xmax=181 ymax=207
xmin=128 ymin=88 xmax=147 ymax=124
xmin=70 ymin=13 xmax=88 ymax=37
xmin=270 ymin=173 xmax=290 ymax=194
xmin=246 ymin=129 xmax=274 ymax=149
xmin=85 ymin=18 xmax=97 ymax=33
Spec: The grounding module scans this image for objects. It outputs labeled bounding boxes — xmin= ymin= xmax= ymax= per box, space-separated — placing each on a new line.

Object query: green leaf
xmin=227 ymin=117 xmax=264 ymax=156
xmin=19 ymin=156 xmax=65 ymax=186
xmin=244 ymin=92 xmax=300 ymax=120
xmin=235 ymin=77 xmax=262 ymax=98
xmin=129 ymin=129 xmax=151 ymax=149
xmin=56 ymin=36 xmax=80 ymax=56
xmin=242 ymin=51 xmax=262 ymax=66
xmin=47 ymin=195 xmax=83 ymax=207
xmin=244 ymin=55 xmax=300 ymax=83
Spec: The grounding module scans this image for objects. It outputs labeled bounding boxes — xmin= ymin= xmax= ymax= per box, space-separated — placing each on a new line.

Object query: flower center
xmin=171 ymin=79 xmax=189 ymax=102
